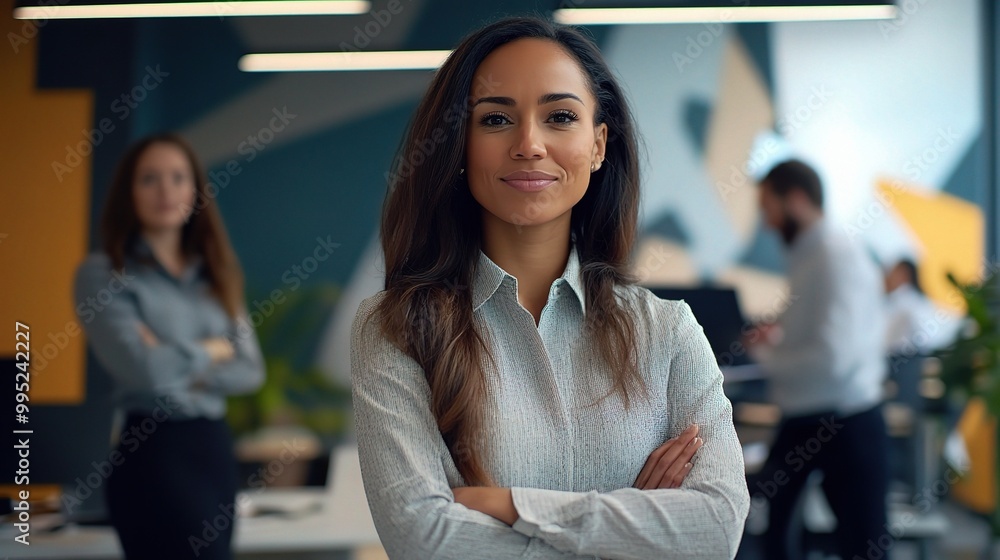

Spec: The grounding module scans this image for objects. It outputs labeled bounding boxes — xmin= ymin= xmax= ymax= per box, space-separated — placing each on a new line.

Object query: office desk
xmin=721 ymin=363 xmax=765 ymax=384
xmin=0 ymin=445 xmax=381 ymax=560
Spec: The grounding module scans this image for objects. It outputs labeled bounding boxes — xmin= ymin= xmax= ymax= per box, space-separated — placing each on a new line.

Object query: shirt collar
xmin=472 ymin=242 xmax=587 ymax=316
xmin=130 ymin=234 xmax=203 ymax=284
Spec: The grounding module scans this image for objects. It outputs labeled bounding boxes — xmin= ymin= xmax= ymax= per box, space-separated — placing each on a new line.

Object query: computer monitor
xmin=649 ymin=286 xmax=752 ymax=367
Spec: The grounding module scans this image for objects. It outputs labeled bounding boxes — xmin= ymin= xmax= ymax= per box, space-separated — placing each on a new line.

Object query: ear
xmin=593 ymin=122 xmax=608 ymax=164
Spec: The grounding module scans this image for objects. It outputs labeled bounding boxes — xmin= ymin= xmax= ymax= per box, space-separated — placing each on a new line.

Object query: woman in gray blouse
xmin=73 ymin=134 xmax=265 ymax=560
xmin=351 ymin=16 xmax=749 ymax=559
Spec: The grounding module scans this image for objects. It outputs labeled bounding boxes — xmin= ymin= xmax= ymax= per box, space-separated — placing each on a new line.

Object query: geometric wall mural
xmin=876 ymin=179 xmax=985 ymax=313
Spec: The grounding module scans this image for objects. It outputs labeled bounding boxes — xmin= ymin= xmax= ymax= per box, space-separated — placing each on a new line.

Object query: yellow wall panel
xmin=878 ymin=180 xmax=984 ymax=313
xmin=0 ymin=0 xmax=93 ymax=404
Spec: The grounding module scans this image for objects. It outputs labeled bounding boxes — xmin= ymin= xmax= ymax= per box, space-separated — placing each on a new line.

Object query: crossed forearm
xmin=453 ymin=423 xmax=703 ymax=524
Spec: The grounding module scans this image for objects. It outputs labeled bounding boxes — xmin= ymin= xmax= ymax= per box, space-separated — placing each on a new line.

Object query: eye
xmin=548 ymin=110 xmax=579 ymax=125
xmin=478 ymin=111 xmax=512 ymax=128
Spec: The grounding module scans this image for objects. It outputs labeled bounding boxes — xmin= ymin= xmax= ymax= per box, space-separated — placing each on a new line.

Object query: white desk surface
xmin=0 ymin=445 xmax=380 ymax=559
xmin=721 ymin=363 xmax=765 ymax=383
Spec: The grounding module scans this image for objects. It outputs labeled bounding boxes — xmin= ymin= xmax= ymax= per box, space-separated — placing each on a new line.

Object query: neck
xmin=140 ymin=227 xmax=184 ymax=262
xmin=480 ymin=210 xmax=572 ymax=315
xmin=786 ymin=209 xmax=823 ymax=245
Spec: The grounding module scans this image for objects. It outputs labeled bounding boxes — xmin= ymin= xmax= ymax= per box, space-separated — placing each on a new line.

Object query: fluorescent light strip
xmin=554 ymin=5 xmax=898 ymax=25
xmin=238 ymin=50 xmax=453 ymax=72
xmin=14 ymin=1 xmax=370 ymax=19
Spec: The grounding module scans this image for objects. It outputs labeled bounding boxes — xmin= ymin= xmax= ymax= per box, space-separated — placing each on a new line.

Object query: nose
xmin=510 ymin=120 xmax=546 ymax=160
xmin=154 ymin=176 xmax=171 ymax=193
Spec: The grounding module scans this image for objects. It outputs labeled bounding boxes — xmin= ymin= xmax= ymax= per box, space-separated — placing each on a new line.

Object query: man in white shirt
xmin=748 ymin=160 xmax=889 ymax=560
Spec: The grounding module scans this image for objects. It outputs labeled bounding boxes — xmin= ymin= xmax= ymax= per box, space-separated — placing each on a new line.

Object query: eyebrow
xmin=471 ymin=92 xmax=585 ymax=108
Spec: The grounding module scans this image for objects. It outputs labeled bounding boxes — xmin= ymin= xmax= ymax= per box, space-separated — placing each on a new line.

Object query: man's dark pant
xmin=755 ymin=404 xmax=889 ymax=560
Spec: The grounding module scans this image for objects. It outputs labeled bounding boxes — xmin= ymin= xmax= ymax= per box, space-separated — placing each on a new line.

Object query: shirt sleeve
xmin=757 ymin=248 xmax=845 ymax=379
xmin=350 ymin=295 xmax=580 ymax=560
xmin=73 ymin=256 xmax=213 ymax=394
xmin=508 ymin=300 xmax=750 ymax=559
xmin=190 ymin=311 xmax=266 ymax=396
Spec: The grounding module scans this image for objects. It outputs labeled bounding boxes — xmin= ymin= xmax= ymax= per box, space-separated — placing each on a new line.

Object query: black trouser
xmin=105 ymin=412 xmax=239 ymax=560
xmin=755 ymin=404 xmax=889 ymax=560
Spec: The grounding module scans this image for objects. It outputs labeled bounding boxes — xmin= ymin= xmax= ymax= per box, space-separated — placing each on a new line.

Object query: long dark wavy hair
xmin=374 ymin=16 xmax=645 ymax=486
xmin=100 ymin=133 xmax=245 ymax=320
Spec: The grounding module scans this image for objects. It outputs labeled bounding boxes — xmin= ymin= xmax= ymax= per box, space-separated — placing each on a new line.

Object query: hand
xmin=452 ymin=486 xmax=519 ymax=526
xmin=201 ymin=337 xmax=236 ymax=364
xmin=633 ymin=424 xmax=703 ymax=490
xmin=744 ymin=323 xmax=782 ymax=348
xmin=135 ymin=322 xmax=159 ymax=347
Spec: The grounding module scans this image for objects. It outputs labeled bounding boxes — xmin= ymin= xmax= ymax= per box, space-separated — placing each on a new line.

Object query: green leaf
xmin=940 ymin=271 xmax=1000 ymax=533
xmin=984 ymin=364 xmax=1000 ymax=418
xmin=226 ymin=282 xmax=352 ymax=440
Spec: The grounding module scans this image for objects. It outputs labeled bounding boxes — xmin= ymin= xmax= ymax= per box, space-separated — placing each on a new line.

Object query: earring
xmin=459 ymin=168 xmax=465 ymax=175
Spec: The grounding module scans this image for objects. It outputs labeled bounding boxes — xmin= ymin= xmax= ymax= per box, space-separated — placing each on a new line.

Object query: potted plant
xmin=935 ymin=270 xmax=1000 ymax=552
xmin=226 ymin=283 xmax=353 ymax=486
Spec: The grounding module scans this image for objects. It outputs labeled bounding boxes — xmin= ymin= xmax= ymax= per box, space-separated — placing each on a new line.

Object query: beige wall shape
xmin=704 ymin=36 xmax=775 ymax=245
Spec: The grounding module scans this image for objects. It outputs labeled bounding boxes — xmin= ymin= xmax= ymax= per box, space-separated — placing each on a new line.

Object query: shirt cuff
xmin=511 ymin=514 xmax=538 ymax=538
xmin=510 ymin=486 xmax=593 ymax=538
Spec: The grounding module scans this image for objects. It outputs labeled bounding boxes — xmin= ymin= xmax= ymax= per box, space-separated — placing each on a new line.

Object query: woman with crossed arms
xmin=75 ymin=134 xmax=264 ymax=560
xmin=351 ymin=16 xmax=749 ymax=559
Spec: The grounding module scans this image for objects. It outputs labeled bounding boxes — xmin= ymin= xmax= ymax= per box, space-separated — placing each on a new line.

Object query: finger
xmin=659 ymin=436 xmax=703 ymax=489
xmin=668 ymin=462 xmax=694 ymax=489
xmin=634 ymin=438 xmax=677 ymax=488
xmin=655 ymin=460 xmax=693 ymax=490
xmin=634 ymin=424 xmax=699 ymax=488
xmin=635 ymin=426 xmax=691 ymax=487
xmin=666 ymin=436 xmax=702 ymax=483
xmin=642 ymin=439 xmax=690 ymax=490
xmin=135 ymin=323 xmax=158 ymax=346
xmin=641 ymin=427 xmax=699 ymax=490
xmin=633 ymin=439 xmax=674 ymax=488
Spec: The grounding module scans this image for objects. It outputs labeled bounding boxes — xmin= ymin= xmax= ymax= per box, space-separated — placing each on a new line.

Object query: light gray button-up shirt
xmin=351 ymin=242 xmax=749 ymax=559
xmin=73 ymin=235 xmax=265 ymax=420
xmin=757 ymin=218 xmax=887 ymax=417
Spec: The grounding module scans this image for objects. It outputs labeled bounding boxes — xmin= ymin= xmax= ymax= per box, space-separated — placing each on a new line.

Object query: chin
xmin=494 ymin=201 xmax=562 ymax=226
xmin=143 ymin=215 xmax=188 ymax=231
xmin=475 ymin=188 xmax=577 ymax=230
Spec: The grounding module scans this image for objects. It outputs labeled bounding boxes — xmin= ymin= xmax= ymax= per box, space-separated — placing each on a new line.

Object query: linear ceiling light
xmin=14 ymin=1 xmax=370 ymax=19
xmin=553 ymin=5 xmax=898 ymax=25
xmin=238 ymin=50 xmax=453 ymax=72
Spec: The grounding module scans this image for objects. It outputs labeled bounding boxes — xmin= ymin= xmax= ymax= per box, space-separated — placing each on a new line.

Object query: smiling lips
xmin=501 ymin=170 xmax=558 ymax=192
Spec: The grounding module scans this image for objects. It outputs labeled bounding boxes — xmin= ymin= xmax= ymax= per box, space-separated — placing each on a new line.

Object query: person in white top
xmin=883 ymin=259 xmax=963 ymax=356
xmin=747 ymin=159 xmax=889 ymax=560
